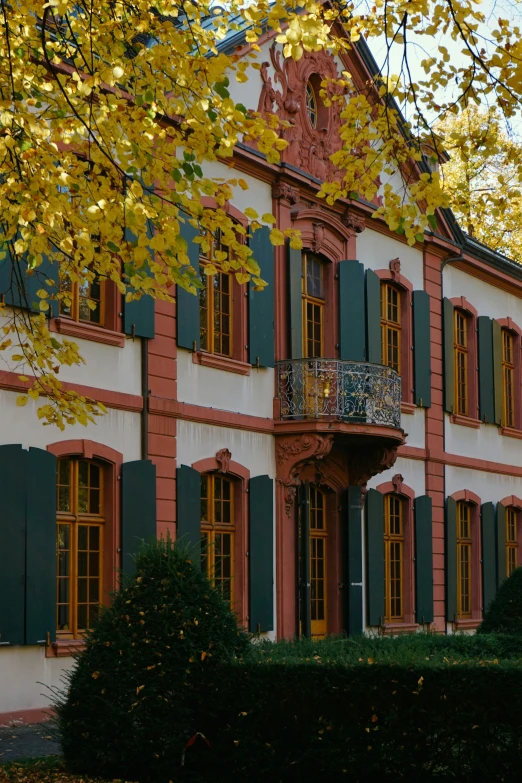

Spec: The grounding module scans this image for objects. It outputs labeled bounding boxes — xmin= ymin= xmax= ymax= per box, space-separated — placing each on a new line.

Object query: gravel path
xmin=0 ymin=724 xmax=61 ymax=763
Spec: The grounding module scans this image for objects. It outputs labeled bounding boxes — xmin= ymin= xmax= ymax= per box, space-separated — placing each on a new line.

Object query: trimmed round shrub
xmin=56 ymin=538 xmax=250 ymax=782
xmin=479 ymin=567 xmax=522 ymax=635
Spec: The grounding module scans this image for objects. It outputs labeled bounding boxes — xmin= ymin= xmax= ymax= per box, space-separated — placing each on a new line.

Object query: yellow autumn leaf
xmin=16 ymin=395 xmax=28 ymax=407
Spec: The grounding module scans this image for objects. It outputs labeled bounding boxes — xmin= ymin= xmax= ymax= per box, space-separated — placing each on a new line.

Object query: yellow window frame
xmin=506 ymin=506 xmax=518 ymax=577
xmin=502 ymin=329 xmax=515 ymax=428
xmin=56 ymin=459 xmax=104 ymax=639
xmin=199 ymin=229 xmax=233 ymax=357
xmin=309 ymin=485 xmax=327 ymax=638
xmin=384 ymin=494 xmax=404 ymax=622
xmin=380 ymin=283 xmax=401 ymax=373
xmin=456 ymin=501 xmax=472 ymax=619
xmin=454 ymin=310 xmax=468 ymax=416
xmin=200 ymin=474 xmax=235 ymax=607
xmin=302 ymin=253 xmax=324 ymax=359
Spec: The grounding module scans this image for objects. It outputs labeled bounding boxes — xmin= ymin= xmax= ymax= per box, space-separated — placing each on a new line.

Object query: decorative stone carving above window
xmin=258 ymin=44 xmax=347 ymax=181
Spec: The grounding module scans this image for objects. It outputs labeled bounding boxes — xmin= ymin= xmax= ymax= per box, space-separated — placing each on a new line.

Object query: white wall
xmin=444 ymin=265 xmax=522 ymax=324
xmin=199 ymin=161 xmax=273 ymax=225
xmin=367 ymin=456 xmax=426 ymax=497
xmin=0 ymin=389 xmax=141 ymax=461
xmin=357 ymin=227 xmax=424 ymax=292
xmin=176 ymin=419 xmax=275 ymax=478
xmin=176 ymin=349 xmax=275 ymax=419
xmin=401 ymin=408 xmax=425 ymax=448
xmin=445 ymin=417 xmax=522 ymax=467
xmin=445 ymin=464 xmax=522 ymax=504
xmin=0 ymin=647 xmax=74 ymax=716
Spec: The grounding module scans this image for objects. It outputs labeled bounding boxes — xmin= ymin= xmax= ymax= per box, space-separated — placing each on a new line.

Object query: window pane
xmin=78 ymin=551 xmax=88 ymax=577
xmin=77 ymin=604 xmax=88 ymax=631
xmin=89 ymin=551 xmax=100 ymax=577
xmin=89 ymin=489 xmax=100 ymax=515
xmin=79 ymin=461 xmax=89 ymax=487
xmin=89 ymin=526 xmax=100 ymax=550
xmin=78 ymin=526 xmax=88 ymax=551
xmin=90 ymin=464 xmax=100 ymax=488
xmin=90 ymin=577 xmax=100 ymax=603
xmin=78 ymin=577 xmax=88 ymax=603
xmin=78 ymin=486 xmax=88 ymax=513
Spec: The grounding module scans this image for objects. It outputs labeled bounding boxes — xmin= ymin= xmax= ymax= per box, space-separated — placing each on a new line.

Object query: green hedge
xmin=183 ymin=662 xmax=522 ymax=782
xmin=480 ymin=567 xmax=522 ymax=635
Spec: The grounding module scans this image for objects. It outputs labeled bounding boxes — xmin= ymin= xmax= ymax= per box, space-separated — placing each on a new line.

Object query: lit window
xmin=384 ymin=495 xmax=404 ymax=622
xmin=309 ymin=485 xmax=327 ymax=637
xmin=56 ymin=459 xmax=104 ymax=638
xmin=502 ymin=329 xmax=515 ymax=428
xmin=200 ymin=474 xmax=234 ymax=605
xmin=456 ymin=501 xmax=472 ymax=619
xmin=306 ymin=82 xmax=317 ymax=129
xmin=199 ymin=230 xmax=232 ymax=356
xmin=454 ymin=311 xmax=468 ymax=416
xmin=302 ymin=253 xmax=324 ymax=358
xmin=506 ymin=506 xmax=518 ymax=577
xmin=59 ymin=269 xmax=104 ymax=324
xmin=381 ymin=283 xmax=401 ymax=372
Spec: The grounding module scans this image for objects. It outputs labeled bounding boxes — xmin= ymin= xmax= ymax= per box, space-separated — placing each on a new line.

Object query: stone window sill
xmin=450 ymin=414 xmax=481 ymax=429
xmin=51 ymin=317 xmax=125 ymax=348
xmin=401 ymin=402 xmax=417 ymax=415
xmin=381 ymin=622 xmax=419 ymax=635
xmin=46 ymin=639 xmax=86 ymax=658
xmin=500 ymin=427 xmax=522 ymax=440
xmin=193 ymin=351 xmax=251 ymax=376
xmin=454 ymin=618 xmax=481 ymax=631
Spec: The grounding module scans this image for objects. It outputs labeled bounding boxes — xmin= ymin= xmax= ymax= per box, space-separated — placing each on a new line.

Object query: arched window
xmin=199 ymin=230 xmax=233 ymax=357
xmin=200 ymin=473 xmax=235 ymax=605
xmin=305 ymin=81 xmax=318 ymax=129
xmin=384 ymin=494 xmax=404 ymax=622
xmin=502 ymin=328 xmax=515 ymax=428
xmin=506 ymin=506 xmax=519 ymax=577
xmin=302 ymin=253 xmax=324 ymax=358
xmin=309 ymin=485 xmax=327 ymax=637
xmin=56 ymin=458 xmax=104 ymax=638
xmin=456 ymin=501 xmax=472 ymax=618
xmin=380 ymin=283 xmax=401 ymax=372
xmin=454 ymin=310 xmax=469 ymax=416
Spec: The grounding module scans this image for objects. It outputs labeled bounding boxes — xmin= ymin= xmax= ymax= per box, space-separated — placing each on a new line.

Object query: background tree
xmin=3 ymin=0 xmax=522 ymax=425
xmin=439 ymin=105 xmax=522 ymax=261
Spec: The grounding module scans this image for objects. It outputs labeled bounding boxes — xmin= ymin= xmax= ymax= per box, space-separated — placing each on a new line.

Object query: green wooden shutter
xmin=345 ymin=485 xmax=364 ymax=635
xmin=0 ymin=445 xmax=27 ymax=646
xmin=288 ymin=245 xmax=303 ymax=359
xmin=299 ymin=483 xmax=311 ymax=638
xmin=365 ymin=488 xmax=384 ymax=626
xmin=176 ymin=220 xmax=200 ymax=351
xmin=121 ymin=460 xmax=157 ymax=575
xmin=123 ymin=223 xmax=155 ymax=338
xmin=413 ymin=290 xmax=432 ymax=407
xmin=25 ymin=448 xmax=57 ymax=645
xmin=478 ymin=316 xmax=495 ymax=423
xmin=248 ymin=475 xmax=274 ymax=633
xmin=492 ymin=319 xmax=503 ymax=426
xmin=414 ymin=495 xmax=434 ymax=624
xmin=443 ymin=298 xmax=455 ymax=413
xmin=481 ymin=502 xmax=497 ymax=614
xmin=248 ymin=227 xmax=274 ymax=367
xmin=365 ymin=269 xmax=381 ymax=364
xmin=339 ymin=261 xmax=366 ymax=361
xmin=445 ymin=496 xmax=457 ymax=622
xmin=0 ymin=244 xmax=59 ymax=315
xmin=496 ymin=502 xmax=507 ymax=587
xmin=176 ymin=465 xmax=201 ymax=563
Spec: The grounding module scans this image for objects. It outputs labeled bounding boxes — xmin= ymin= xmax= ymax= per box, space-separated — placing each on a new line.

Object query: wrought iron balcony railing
xmin=276 ymin=358 xmax=402 ymax=429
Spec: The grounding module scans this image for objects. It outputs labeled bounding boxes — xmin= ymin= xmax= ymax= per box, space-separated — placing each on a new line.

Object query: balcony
xmin=276 ymin=358 xmax=401 ymax=429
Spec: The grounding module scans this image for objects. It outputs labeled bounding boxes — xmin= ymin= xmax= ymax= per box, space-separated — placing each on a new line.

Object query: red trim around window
xmin=376 ymin=479 xmax=416 ymax=629
xmin=190 ymin=457 xmax=250 ymax=627
xmin=450 ymin=297 xmax=479 ymax=422
xmin=496 ymin=318 xmax=522 ymax=432
xmin=449 ymin=489 xmax=482 ymax=626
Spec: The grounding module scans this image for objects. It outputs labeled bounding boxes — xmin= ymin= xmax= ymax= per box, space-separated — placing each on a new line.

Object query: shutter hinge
xmin=0 ymin=641 xmax=11 ymax=646
xmin=256 ymin=357 xmax=260 ymax=368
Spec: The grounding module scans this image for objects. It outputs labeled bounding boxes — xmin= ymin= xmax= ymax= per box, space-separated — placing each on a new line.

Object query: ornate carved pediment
xmin=258 ymin=44 xmax=347 ymax=182
xmin=216 ymin=448 xmax=232 ymax=473
xmin=276 ymin=434 xmax=334 ymax=515
xmin=347 ymin=443 xmax=398 ymax=488
xmin=272 ymin=180 xmax=300 ymax=204
xmin=389 ymin=258 xmax=401 ymax=279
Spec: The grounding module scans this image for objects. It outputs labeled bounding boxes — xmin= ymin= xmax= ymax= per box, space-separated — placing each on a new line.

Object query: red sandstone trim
xmin=46 ymin=639 xmax=86 ymax=658
xmin=148 ymin=396 xmax=274 ymax=433
xmin=500 ymin=427 xmax=522 ymax=440
xmin=450 ymin=414 xmax=481 ymax=429
xmin=449 ymin=296 xmax=478 ymax=320
xmin=47 ymin=439 xmax=123 ymax=465
xmin=373 ymin=268 xmax=413 ymax=293
xmin=191 ymin=457 xmax=250 ymax=481
xmin=50 ymin=317 xmax=125 ymax=347
xmin=0 ymin=370 xmax=143 ymax=413
xmin=401 ymin=402 xmax=417 ymax=415
xmin=376 ymin=480 xmax=415 ymax=501
xmin=500 ymin=495 xmax=522 ymax=510
xmin=382 ymin=622 xmax=419 ymax=635
xmin=193 ymin=351 xmax=251 ymax=376
xmin=0 ymin=708 xmax=53 ymax=727
xmin=497 ymin=317 xmax=522 ymax=336
xmin=449 ymin=489 xmax=481 ymax=506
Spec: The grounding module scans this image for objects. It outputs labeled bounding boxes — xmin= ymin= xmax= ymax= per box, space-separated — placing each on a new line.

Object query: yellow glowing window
xmin=506 ymin=506 xmax=518 ymax=577
xmin=456 ymin=501 xmax=472 ymax=619
xmin=381 ymin=283 xmax=401 ymax=372
xmin=56 ymin=459 xmax=104 ymax=639
xmin=384 ymin=494 xmax=404 ymax=622
xmin=454 ymin=311 xmax=468 ymax=416
xmin=201 ymin=474 xmax=234 ymax=606
xmin=502 ymin=329 xmax=515 ymax=428
xmin=302 ymin=253 xmax=324 ymax=359
xmin=306 ymin=82 xmax=317 ymax=128
xmin=199 ymin=230 xmax=233 ymax=357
